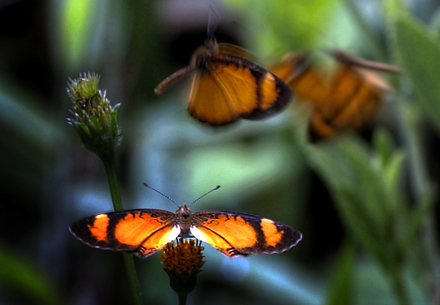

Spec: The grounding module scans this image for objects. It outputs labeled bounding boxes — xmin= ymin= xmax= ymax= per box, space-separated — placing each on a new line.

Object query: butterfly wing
xmin=215 ymin=43 xmax=294 ymax=120
xmin=190 ymin=211 xmax=302 ymax=257
xmin=329 ymin=66 xmax=379 ymax=130
xmin=188 ymin=51 xmax=293 ymax=125
xmin=187 ymin=68 xmax=243 ymax=125
xmin=69 ymin=209 xmax=180 ymax=258
xmin=272 ymin=53 xmax=331 ymax=112
xmin=270 ymin=51 xmax=310 ymax=84
xmin=273 ymin=51 xmax=394 ymax=139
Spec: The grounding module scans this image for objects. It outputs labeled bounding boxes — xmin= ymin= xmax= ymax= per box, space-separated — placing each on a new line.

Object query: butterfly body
xmin=155 ymin=39 xmax=293 ymax=125
xmin=70 ymin=204 xmax=302 ymax=258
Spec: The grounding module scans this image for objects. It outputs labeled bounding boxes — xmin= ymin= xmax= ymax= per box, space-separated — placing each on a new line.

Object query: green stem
xmin=101 ymin=152 xmax=124 ymax=211
xmin=122 ymin=253 xmax=143 ymax=305
xmin=396 ymin=101 xmax=440 ymax=305
xmin=100 ymin=153 xmax=143 ymax=305
xmin=390 ymin=264 xmax=411 ymax=305
xmin=178 ymin=293 xmax=187 ymax=305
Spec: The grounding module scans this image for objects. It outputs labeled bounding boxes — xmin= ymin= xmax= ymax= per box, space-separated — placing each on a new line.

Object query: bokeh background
xmin=1 ymin=0 xmax=440 ymax=304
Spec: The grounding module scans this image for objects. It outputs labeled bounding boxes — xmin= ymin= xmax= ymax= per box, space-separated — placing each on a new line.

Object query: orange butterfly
xmin=271 ymin=50 xmax=401 ymax=138
xmin=69 ymin=185 xmax=302 ymax=258
xmin=154 ymin=39 xmax=293 ymax=125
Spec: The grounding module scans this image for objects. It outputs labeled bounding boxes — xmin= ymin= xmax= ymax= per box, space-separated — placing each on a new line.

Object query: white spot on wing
xmin=171 ymin=226 xmax=181 ymax=238
xmin=190 ymin=227 xmax=207 ymax=242
xmin=163 ymin=226 xmax=181 ymax=243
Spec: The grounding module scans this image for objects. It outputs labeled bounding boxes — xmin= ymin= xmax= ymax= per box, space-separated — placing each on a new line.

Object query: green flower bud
xmin=67 ymin=73 xmax=122 ymax=159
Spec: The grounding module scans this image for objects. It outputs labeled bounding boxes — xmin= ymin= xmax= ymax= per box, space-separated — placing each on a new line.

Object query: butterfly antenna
xmin=143 ymin=183 xmax=179 ymax=207
xmin=207 ymin=4 xmax=221 ymax=41
xmin=188 ymin=185 xmax=221 ymax=207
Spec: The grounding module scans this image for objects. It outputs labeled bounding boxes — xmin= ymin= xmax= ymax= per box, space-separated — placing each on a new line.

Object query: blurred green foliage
xmin=393 ymin=13 xmax=440 ymax=136
xmin=1 ymin=0 xmax=440 ymax=305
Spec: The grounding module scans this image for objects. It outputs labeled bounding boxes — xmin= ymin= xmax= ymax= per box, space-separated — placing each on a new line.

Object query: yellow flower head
xmin=160 ymin=238 xmax=205 ymax=298
xmin=161 ymin=239 xmax=205 ymax=276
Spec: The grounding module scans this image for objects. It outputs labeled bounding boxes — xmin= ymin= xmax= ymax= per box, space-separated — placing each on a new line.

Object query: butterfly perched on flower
xmin=70 ymin=184 xmax=302 ymax=257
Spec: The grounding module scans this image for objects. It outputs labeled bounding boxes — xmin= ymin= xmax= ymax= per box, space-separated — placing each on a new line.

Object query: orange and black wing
xmin=271 ymin=52 xmax=331 ymax=114
xmin=270 ymin=51 xmax=311 ymax=84
xmin=188 ymin=52 xmax=293 ymax=125
xmin=69 ymin=209 xmax=180 ymax=258
xmin=323 ymin=64 xmax=378 ymax=130
xmin=272 ymin=51 xmax=400 ymax=139
xmin=190 ymin=211 xmax=302 ymax=257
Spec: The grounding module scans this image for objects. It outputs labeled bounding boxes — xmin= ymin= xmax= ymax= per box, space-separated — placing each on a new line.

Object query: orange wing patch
xmin=70 ymin=209 xmax=179 ymax=257
xmin=260 ymin=218 xmax=283 ymax=247
xmin=155 ymin=39 xmax=293 ymax=125
xmin=114 ymin=212 xmax=173 ymax=246
xmin=191 ymin=211 xmax=302 ymax=257
xmin=190 ymin=214 xmax=257 ymax=256
xmin=187 ymin=63 xmax=258 ymax=125
xmin=209 ymin=63 xmax=258 ymax=113
xmin=259 ymin=73 xmax=279 ymax=111
xmin=88 ymin=214 xmax=109 ymax=242
xmin=271 ymin=50 xmax=400 ymax=139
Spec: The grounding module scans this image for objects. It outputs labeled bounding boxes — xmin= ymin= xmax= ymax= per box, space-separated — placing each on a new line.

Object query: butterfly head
xmin=176 ymin=185 xmax=221 ymax=231
xmin=178 ymin=204 xmax=192 ymax=218
xmin=190 ymin=39 xmax=219 ymax=71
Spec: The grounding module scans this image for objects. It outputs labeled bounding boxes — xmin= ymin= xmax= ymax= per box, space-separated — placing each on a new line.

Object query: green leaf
xmin=383 ymin=0 xmax=406 ymax=15
xmin=222 ymin=0 xmax=345 ymax=55
xmin=325 ymin=241 xmax=356 ymax=305
xmin=307 ymin=138 xmax=388 ymax=228
xmin=60 ymin=0 xmax=95 ymax=67
xmin=335 ymin=188 xmax=385 ymax=266
xmin=382 ymin=151 xmax=405 ymax=214
xmin=372 ymin=128 xmax=395 ymax=168
xmin=292 ymin=103 xmax=312 ymax=144
xmin=0 ymin=74 xmax=63 ymax=154
xmin=89 ymin=115 xmax=101 ymax=134
xmin=0 ymin=243 xmax=65 ymax=305
xmin=306 ymin=137 xmax=396 ymax=268
xmin=186 ymin=139 xmax=296 ymax=205
xmin=402 ymin=190 xmax=436 ymax=250
xmin=393 ymin=13 xmax=440 ymax=135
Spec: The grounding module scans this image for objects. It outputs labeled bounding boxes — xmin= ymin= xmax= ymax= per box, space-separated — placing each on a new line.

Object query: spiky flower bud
xmin=67 ymin=72 xmax=122 ymax=159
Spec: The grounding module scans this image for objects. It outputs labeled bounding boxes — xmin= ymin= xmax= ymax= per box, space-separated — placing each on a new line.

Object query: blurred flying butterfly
xmin=154 ymin=38 xmax=294 ymax=125
xmin=70 ymin=184 xmax=302 ymax=258
xmin=271 ymin=50 xmax=401 ymax=139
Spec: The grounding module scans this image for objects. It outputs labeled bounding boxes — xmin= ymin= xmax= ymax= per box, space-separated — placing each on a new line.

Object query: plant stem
xmin=397 ymin=103 xmax=440 ymax=305
xmin=122 ymin=253 xmax=143 ymax=305
xmin=101 ymin=153 xmax=143 ymax=305
xmin=178 ymin=293 xmax=187 ymax=305
xmin=101 ymin=152 xmax=124 ymax=211
xmin=390 ymin=264 xmax=411 ymax=305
